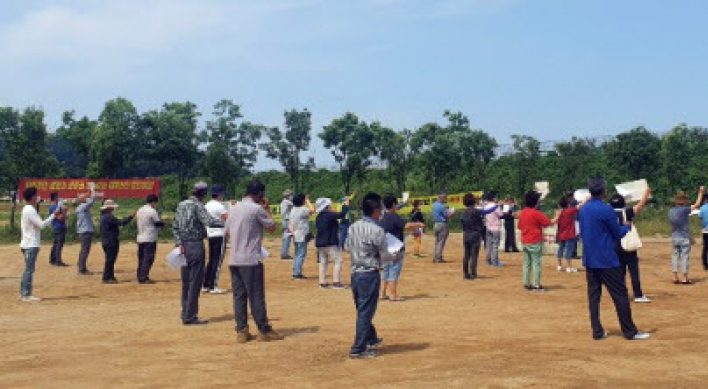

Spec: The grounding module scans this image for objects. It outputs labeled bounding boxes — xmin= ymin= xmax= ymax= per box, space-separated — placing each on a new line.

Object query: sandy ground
xmin=1 ymin=234 xmax=708 ymax=388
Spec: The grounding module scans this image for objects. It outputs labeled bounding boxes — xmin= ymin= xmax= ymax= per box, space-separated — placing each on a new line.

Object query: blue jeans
xmin=557 ymin=238 xmax=578 ymax=260
xmin=281 ymin=220 xmax=292 ymax=258
xmin=339 ymin=223 xmax=350 ymax=249
xmin=351 ymin=270 xmax=380 ymax=354
xmin=293 ymin=242 xmax=308 ymax=276
xmin=21 ymin=247 xmax=40 ymax=297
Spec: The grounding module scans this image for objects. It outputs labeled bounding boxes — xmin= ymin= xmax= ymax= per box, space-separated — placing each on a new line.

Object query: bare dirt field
xmin=1 ymin=234 xmax=708 ymax=388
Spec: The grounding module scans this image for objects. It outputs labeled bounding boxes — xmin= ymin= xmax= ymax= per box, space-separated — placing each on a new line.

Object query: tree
xmin=605 ymin=126 xmax=661 ymax=182
xmin=320 ymin=113 xmax=378 ymax=194
xmin=0 ymin=106 xmax=61 ymax=228
xmin=261 ymin=109 xmax=315 ymax=193
xmin=201 ymin=100 xmax=262 ymax=193
xmin=661 ymin=124 xmax=708 ymax=195
xmin=510 ymin=134 xmax=541 ymax=195
xmin=552 ymin=137 xmax=607 ymax=192
xmin=374 ymin=124 xmax=414 ymax=194
xmin=87 ymin=98 xmax=140 ymax=178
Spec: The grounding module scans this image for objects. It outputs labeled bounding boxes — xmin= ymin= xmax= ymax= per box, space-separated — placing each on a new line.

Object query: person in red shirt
xmin=518 ymin=191 xmax=552 ymax=292
xmin=552 ymin=195 xmax=587 ymax=273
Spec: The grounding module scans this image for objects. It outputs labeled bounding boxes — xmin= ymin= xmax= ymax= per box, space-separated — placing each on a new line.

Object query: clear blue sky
xmin=1 ymin=0 xmax=706 ymax=170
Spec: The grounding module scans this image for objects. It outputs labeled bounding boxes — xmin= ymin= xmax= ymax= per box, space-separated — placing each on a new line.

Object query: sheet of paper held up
xmin=402 ymin=192 xmax=410 ymax=204
xmin=386 ymin=233 xmax=404 ymax=256
xmin=534 ymin=182 xmax=550 ymax=200
xmin=261 ymin=247 xmax=270 ymax=260
xmin=166 ymin=247 xmax=187 ymax=270
xmin=574 ymin=189 xmax=591 ymax=203
xmin=447 ymin=207 xmax=456 ymax=216
xmin=616 ymin=179 xmax=651 ymax=202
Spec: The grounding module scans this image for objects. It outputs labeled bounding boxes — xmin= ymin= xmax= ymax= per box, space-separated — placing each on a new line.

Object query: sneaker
xmin=524 ymin=285 xmax=532 ymax=291
xmin=319 ymin=283 xmax=331 ymax=289
xmin=257 ymin=329 xmax=284 ymax=342
xmin=331 ymin=283 xmax=348 ymax=289
xmin=78 ymin=270 xmax=94 ymax=275
xmin=494 ymin=261 xmax=505 ymax=267
xmin=292 ymin=275 xmax=307 ymax=280
xmin=201 ymin=287 xmax=210 ymax=293
xmin=208 ymin=287 xmax=227 ymax=294
xmin=594 ymin=332 xmax=608 ymax=340
xmin=557 ymin=266 xmax=563 ymax=272
xmin=183 ymin=318 xmax=209 ymax=326
xmin=281 ymin=256 xmax=293 ymax=260
xmin=20 ymin=295 xmax=41 ymax=303
xmin=102 ymin=279 xmax=119 ymax=284
xmin=631 ymin=332 xmax=651 ymax=340
xmin=236 ymin=327 xmax=254 ymax=343
xmin=350 ymin=350 xmax=378 ymax=359
xmin=368 ymin=338 xmax=384 ymax=350
xmin=566 ymin=268 xmax=578 ymax=273
xmin=531 ymin=285 xmax=546 ymax=293
xmin=634 ymin=296 xmax=652 ymax=303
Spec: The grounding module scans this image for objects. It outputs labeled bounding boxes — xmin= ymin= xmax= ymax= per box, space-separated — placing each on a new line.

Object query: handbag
xmin=620 ymin=209 xmax=642 ymax=252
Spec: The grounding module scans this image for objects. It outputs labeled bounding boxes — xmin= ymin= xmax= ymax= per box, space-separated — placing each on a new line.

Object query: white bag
xmin=166 ymin=247 xmax=187 ymax=270
xmin=620 ymin=210 xmax=642 ymax=252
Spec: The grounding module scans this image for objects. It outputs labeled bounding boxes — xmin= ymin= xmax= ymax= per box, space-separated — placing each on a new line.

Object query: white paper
xmin=447 ymin=207 xmax=456 ymax=216
xmin=402 ymin=192 xmax=410 ymax=204
xmin=615 ymin=179 xmax=651 ymax=202
xmin=260 ymin=247 xmax=270 ymax=260
xmin=574 ymin=189 xmax=591 ymax=203
xmin=166 ymin=247 xmax=187 ymax=270
xmin=502 ymin=204 xmax=511 ymax=213
xmin=386 ymin=233 xmax=404 ymax=256
xmin=690 ymin=209 xmax=700 ymax=216
xmin=535 ymin=182 xmax=550 ymax=200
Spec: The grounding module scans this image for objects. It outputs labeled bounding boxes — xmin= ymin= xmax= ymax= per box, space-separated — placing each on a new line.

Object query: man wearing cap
xmin=99 ymin=199 xmax=135 ymax=284
xmin=203 ymin=184 xmax=229 ymax=294
xmin=136 ymin=194 xmax=165 ymax=284
xmin=578 ymin=178 xmax=650 ymax=341
xmin=315 ymin=196 xmax=350 ymax=289
xmin=173 ymin=182 xmax=225 ymax=325
xmin=432 ymin=191 xmax=453 ymax=263
xmin=280 ymin=190 xmax=294 ymax=259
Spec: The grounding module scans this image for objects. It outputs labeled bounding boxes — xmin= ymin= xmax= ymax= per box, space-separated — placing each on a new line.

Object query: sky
xmin=1 ymin=0 xmax=707 ymax=170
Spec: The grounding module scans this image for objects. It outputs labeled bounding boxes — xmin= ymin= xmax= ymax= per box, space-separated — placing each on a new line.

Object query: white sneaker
xmin=634 ymin=296 xmax=652 ymax=303
xmin=566 ymin=268 xmax=578 ymax=273
xmin=20 ymin=295 xmax=41 ymax=303
xmin=201 ymin=287 xmax=209 ymax=293
xmin=208 ymin=287 xmax=227 ymax=294
xmin=557 ymin=266 xmax=563 ymax=271
xmin=632 ymin=332 xmax=651 ymax=340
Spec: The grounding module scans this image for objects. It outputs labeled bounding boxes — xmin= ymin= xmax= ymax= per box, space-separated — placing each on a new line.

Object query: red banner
xmin=18 ymin=178 xmax=161 ymax=200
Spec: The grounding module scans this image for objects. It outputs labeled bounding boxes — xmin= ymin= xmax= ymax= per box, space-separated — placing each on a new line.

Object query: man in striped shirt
xmin=345 ymin=192 xmax=396 ymax=359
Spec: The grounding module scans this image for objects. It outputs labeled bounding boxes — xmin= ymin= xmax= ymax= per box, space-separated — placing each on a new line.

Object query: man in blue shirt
xmin=48 ymin=192 xmax=69 ymax=267
xmin=578 ymin=178 xmax=650 ymax=341
xmin=432 ymin=191 xmax=452 ymax=263
xmin=698 ymin=194 xmax=708 ymax=271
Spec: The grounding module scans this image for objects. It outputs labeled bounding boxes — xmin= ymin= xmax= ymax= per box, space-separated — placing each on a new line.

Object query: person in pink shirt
xmin=483 ymin=192 xmax=505 ymax=267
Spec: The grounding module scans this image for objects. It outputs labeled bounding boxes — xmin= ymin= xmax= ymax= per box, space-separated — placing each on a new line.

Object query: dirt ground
xmin=1 ymin=234 xmax=708 ymax=389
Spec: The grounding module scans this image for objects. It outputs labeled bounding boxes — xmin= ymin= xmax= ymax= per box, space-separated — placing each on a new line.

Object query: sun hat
xmin=673 ymin=191 xmax=691 ymax=206
xmin=283 ymin=189 xmax=293 ymax=197
xmin=100 ymin=199 xmax=120 ymax=210
xmin=316 ymin=198 xmax=332 ymax=213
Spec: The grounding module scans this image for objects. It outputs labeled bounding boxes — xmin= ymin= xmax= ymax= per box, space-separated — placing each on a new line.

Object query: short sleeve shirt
xmin=290 ymin=206 xmax=311 ymax=242
xmin=380 ymin=212 xmax=406 ymax=250
xmin=699 ymin=204 xmax=708 ymax=231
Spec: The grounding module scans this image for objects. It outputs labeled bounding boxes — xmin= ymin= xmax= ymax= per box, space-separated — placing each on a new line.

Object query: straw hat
xmin=673 ymin=191 xmax=691 ymax=206
xmin=101 ymin=199 xmax=120 ymax=210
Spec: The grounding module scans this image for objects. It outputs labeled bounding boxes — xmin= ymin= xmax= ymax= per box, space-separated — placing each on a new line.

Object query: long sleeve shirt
xmin=76 ymin=198 xmax=95 ymax=234
xmin=100 ymin=213 xmax=134 ymax=247
xmin=432 ymin=201 xmax=448 ymax=223
xmin=136 ymin=204 xmax=164 ymax=243
xmin=173 ymin=196 xmax=225 ymax=246
xmin=483 ymin=204 xmax=504 ymax=232
xmin=578 ymin=198 xmax=629 ymax=268
xmin=20 ymin=204 xmax=55 ymax=249
xmin=345 ymin=216 xmax=394 ymax=273
xmin=315 ymin=206 xmax=348 ymax=248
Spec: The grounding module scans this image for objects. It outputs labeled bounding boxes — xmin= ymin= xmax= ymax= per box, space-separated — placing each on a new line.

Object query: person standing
xmin=610 ymin=187 xmax=651 ymax=303
xmin=339 ymin=197 xmax=353 ymax=250
xmin=99 ymin=199 xmax=135 ymax=284
xmin=315 ymin=197 xmax=349 ymax=289
xmin=578 ymin=178 xmax=650 ymax=341
xmin=432 ymin=191 xmax=453 ymax=263
xmin=224 ymin=180 xmax=283 ymax=343
xmin=410 ymin=200 xmax=426 ymax=258
xmin=552 ymin=196 xmax=581 ymax=273
xmin=76 ymin=192 xmax=99 ymax=275
xmin=518 ymin=191 xmax=551 ymax=292
xmin=136 ymin=194 xmax=164 ymax=284
xmin=48 ymin=192 xmax=69 ymax=267
xmin=19 ymin=187 xmax=59 ymax=302
xmin=379 ymin=194 xmax=425 ymax=301
xmin=699 ymin=193 xmax=708 ymax=271
xmin=173 ymin=182 xmax=225 ymax=326
xmin=483 ymin=192 xmax=505 ymax=267
xmin=346 ymin=192 xmax=395 ymax=359
xmin=501 ymin=197 xmax=520 ymax=253
xmin=668 ymin=187 xmax=705 ymax=285
xmin=203 ymin=184 xmax=229 ymax=294
xmin=461 ymin=194 xmax=484 ymax=280
xmin=280 ymin=190 xmax=295 ymax=259
xmin=289 ymin=194 xmax=316 ymax=280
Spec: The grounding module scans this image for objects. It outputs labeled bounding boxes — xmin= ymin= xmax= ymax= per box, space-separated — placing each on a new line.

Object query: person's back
xmin=484 ymin=203 xmax=502 ymax=232
xmin=347 ymin=218 xmax=387 ymax=273
xmin=205 ymin=199 xmax=226 ymax=238
xmin=579 ymin=198 xmax=628 ymax=269
xmin=315 ymin=211 xmax=341 ymax=248
xmin=76 ymin=198 xmax=95 ymax=233
xmin=518 ymin=207 xmax=550 ymax=245
xmin=136 ymin=204 xmax=159 ymax=243
xmin=557 ymin=207 xmax=579 ymax=241
xmin=461 ymin=207 xmax=484 ymax=238
xmin=227 ymin=198 xmax=272 ymax=266
xmin=669 ymin=206 xmax=691 ymax=240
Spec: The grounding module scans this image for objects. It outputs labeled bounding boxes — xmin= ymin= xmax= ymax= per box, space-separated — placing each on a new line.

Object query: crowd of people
xmin=16 ymin=176 xmax=708 ymax=358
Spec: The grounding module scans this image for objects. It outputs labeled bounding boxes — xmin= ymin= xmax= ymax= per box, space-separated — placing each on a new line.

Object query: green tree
xmin=261 ymin=109 xmax=315 ymax=193
xmin=410 ymin=122 xmax=458 ymax=191
xmin=88 ymin=98 xmax=140 ymax=178
xmin=605 ymin=126 xmax=661 ymax=182
xmin=320 ymin=113 xmax=378 ymax=194
xmin=374 ymin=124 xmax=415 ymax=194
xmin=660 ymin=124 xmax=708 ymax=195
xmin=510 ymin=134 xmax=541 ymax=194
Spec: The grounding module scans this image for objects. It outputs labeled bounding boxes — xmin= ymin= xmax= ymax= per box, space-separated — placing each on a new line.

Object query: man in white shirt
xmin=280 ymin=190 xmax=294 ymax=259
xmin=20 ymin=187 xmax=59 ymax=302
xmin=136 ymin=194 xmax=165 ymax=284
xmin=203 ymin=184 xmax=229 ymax=294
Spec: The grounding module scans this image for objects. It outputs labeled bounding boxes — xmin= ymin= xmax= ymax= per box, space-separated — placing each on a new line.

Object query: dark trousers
xmin=50 ymin=229 xmax=66 ymax=264
xmin=618 ymin=250 xmax=643 ymax=298
xmin=230 ymin=264 xmax=270 ymax=333
xmin=702 ymin=233 xmax=708 ymax=270
xmin=339 ymin=223 xmax=350 ymax=249
xmin=204 ymin=237 xmax=225 ymax=289
xmin=137 ymin=242 xmax=157 ymax=282
xmin=504 ymin=223 xmax=518 ymax=252
xmin=463 ymin=234 xmax=482 ymax=278
xmin=78 ymin=232 xmax=93 ymax=272
xmin=351 ymin=270 xmax=380 ymax=354
xmin=181 ymin=241 xmax=206 ymax=323
xmin=102 ymin=244 xmax=119 ymax=281
xmin=586 ymin=266 xmax=638 ymax=339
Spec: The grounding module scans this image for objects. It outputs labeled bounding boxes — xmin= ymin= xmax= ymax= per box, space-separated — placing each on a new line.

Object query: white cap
xmin=316 ymin=198 xmax=332 ymax=213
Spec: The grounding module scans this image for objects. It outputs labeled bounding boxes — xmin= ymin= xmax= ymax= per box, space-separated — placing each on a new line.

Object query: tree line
xmin=1 ymin=98 xmax=707 ymax=205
